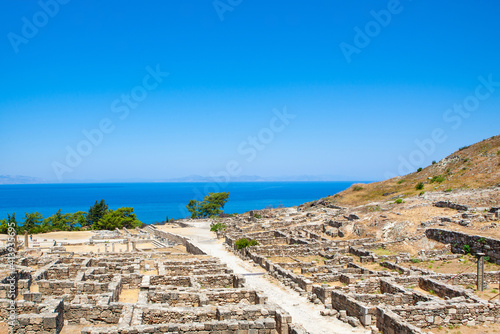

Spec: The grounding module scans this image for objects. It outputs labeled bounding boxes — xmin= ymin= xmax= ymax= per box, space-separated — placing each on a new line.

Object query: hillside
xmin=323 ymin=135 xmax=500 ymax=206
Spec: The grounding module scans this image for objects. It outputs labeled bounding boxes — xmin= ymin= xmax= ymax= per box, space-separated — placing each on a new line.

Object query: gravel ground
xmin=181 ymin=221 xmax=369 ymax=334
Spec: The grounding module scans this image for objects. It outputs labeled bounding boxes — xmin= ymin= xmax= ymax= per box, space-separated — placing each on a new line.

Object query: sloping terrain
xmin=322 ymin=135 xmax=500 ymax=207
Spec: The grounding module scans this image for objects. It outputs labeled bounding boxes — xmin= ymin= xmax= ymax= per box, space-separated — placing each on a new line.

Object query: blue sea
xmin=0 ymin=182 xmax=358 ymax=224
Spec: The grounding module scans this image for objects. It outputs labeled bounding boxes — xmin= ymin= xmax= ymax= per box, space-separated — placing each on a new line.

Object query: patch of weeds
xmin=462 ymin=244 xmax=471 ymax=255
xmin=430 ymin=175 xmax=446 ymax=183
xmin=395 ymin=199 xmax=404 ymax=204
xmin=397 ymin=179 xmax=405 ymax=184
xmin=419 ymin=191 xmax=425 ymax=196
xmin=367 ymin=205 xmax=381 ymax=212
xmin=415 ymin=182 xmax=424 ymax=190
xmin=429 ymin=289 xmax=436 ymax=295
xmin=411 ymin=258 xmax=421 ymax=263
xmin=444 ymin=188 xmax=452 ymax=192
xmin=478 ymin=237 xmax=486 ymax=244
xmin=352 ymin=186 xmax=363 ymax=191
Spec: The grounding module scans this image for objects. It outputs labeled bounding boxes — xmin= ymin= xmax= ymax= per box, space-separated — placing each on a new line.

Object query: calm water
xmin=0 ymin=182 xmax=358 ymax=224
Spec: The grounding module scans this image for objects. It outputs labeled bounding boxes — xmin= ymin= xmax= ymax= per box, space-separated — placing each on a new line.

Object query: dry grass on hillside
xmin=324 ymin=135 xmax=500 ymax=206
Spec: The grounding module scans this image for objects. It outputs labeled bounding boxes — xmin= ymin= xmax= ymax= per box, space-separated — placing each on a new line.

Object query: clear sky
xmin=1 ymin=1 xmax=499 ymax=182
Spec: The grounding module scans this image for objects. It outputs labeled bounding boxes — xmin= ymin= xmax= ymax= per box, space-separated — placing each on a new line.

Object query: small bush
xmin=432 ymin=160 xmax=437 ymax=164
xmin=397 ymin=180 xmax=405 ymax=184
xmin=419 ymin=191 xmax=425 ymax=196
xmin=478 ymin=237 xmax=486 ymax=244
xmin=430 ymin=175 xmax=445 ymax=183
xmin=417 ymin=167 xmax=423 ymax=172
xmin=394 ymin=199 xmax=403 ymax=204
xmin=463 ymin=244 xmax=471 ymax=255
xmin=459 ymin=145 xmax=470 ymax=151
xmin=352 ymin=186 xmax=363 ymax=191
xmin=415 ymin=182 xmax=424 ymax=190
xmin=444 ymin=188 xmax=452 ymax=192
xmin=210 ymin=222 xmax=226 ymax=233
xmin=235 ymin=238 xmax=259 ymax=250
xmin=411 ymin=258 xmax=421 ymax=263
xmin=463 ymin=158 xmax=469 ymax=162
xmin=253 ymin=214 xmax=262 ymax=219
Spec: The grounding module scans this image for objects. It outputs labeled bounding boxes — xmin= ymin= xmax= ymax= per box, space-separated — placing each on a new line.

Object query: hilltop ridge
xmin=319 ymin=135 xmax=500 ymax=207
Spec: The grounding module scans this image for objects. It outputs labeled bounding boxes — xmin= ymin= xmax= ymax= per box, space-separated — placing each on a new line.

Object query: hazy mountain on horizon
xmin=0 ymin=174 xmax=367 ymax=185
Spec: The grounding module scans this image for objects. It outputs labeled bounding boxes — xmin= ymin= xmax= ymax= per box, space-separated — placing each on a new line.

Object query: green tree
xmin=92 ymin=207 xmax=142 ymax=230
xmin=186 ymin=199 xmax=199 ymax=218
xmin=186 ymin=192 xmax=229 ymax=218
xmin=22 ymin=212 xmax=43 ymax=233
xmin=44 ymin=209 xmax=68 ymax=232
xmin=0 ymin=218 xmax=8 ymax=234
xmin=86 ymin=200 xmax=109 ymax=226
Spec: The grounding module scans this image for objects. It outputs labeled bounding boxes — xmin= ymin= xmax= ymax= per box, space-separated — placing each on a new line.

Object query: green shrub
xmin=432 ymin=160 xmax=437 ymax=164
xmin=459 ymin=146 xmax=470 ymax=151
xmin=415 ymin=182 xmax=424 ymax=190
xmin=463 ymin=244 xmax=471 ymax=255
xmin=444 ymin=188 xmax=452 ymax=192
xmin=463 ymin=158 xmax=469 ymax=162
xmin=411 ymin=258 xmax=421 ymax=263
xmin=419 ymin=191 xmax=425 ymax=196
xmin=397 ymin=180 xmax=405 ymax=184
xmin=235 ymin=238 xmax=259 ymax=250
xmin=210 ymin=222 xmax=226 ymax=233
xmin=394 ymin=199 xmax=403 ymax=204
xmin=430 ymin=175 xmax=445 ymax=183
xmin=253 ymin=214 xmax=262 ymax=219
xmin=417 ymin=167 xmax=423 ymax=172
xmin=352 ymin=186 xmax=363 ymax=191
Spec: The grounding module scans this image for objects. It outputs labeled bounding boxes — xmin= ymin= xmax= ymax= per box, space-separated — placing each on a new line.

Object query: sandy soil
xmin=119 ymin=289 xmax=139 ymax=303
xmin=429 ymin=323 xmax=500 ymax=334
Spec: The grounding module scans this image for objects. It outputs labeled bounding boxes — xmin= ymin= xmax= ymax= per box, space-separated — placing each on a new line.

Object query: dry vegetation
xmin=321 ymin=135 xmax=500 ymax=206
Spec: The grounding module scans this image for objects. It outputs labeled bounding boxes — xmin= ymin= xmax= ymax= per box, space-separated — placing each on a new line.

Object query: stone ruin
xmin=221 ymin=206 xmax=500 ymax=333
xmin=0 ymin=229 xmax=296 ymax=334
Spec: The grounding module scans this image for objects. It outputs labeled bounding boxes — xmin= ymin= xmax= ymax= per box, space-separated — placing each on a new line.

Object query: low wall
xmin=426 ymin=229 xmax=500 ymax=264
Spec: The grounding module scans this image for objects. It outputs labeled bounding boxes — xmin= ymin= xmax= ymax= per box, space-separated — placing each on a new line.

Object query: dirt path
xmin=172 ymin=222 xmax=369 ymax=334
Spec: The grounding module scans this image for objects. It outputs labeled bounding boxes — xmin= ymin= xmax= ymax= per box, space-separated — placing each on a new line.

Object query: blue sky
xmin=1 ymin=1 xmax=499 ymax=182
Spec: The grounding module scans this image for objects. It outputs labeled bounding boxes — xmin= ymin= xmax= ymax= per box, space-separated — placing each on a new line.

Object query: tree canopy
xmin=91 ymin=207 xmax=142 ymax=230
xmin=186 ymin=192 xmax=229 ymax=218
xmin=0 ymin=199 xmax=143 ymax=234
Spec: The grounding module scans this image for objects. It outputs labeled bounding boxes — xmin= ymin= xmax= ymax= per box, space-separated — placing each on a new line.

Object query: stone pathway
xmin=180 ymin=222 xmax=370 ymax=334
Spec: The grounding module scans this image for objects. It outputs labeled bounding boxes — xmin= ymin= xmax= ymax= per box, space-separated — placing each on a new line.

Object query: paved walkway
xmin=177 ymin=222 xmax=369 ymax=334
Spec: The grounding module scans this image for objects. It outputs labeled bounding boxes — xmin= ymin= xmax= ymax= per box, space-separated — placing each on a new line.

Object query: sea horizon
xmin=0 ymin=181 xmax=365 ymax=224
